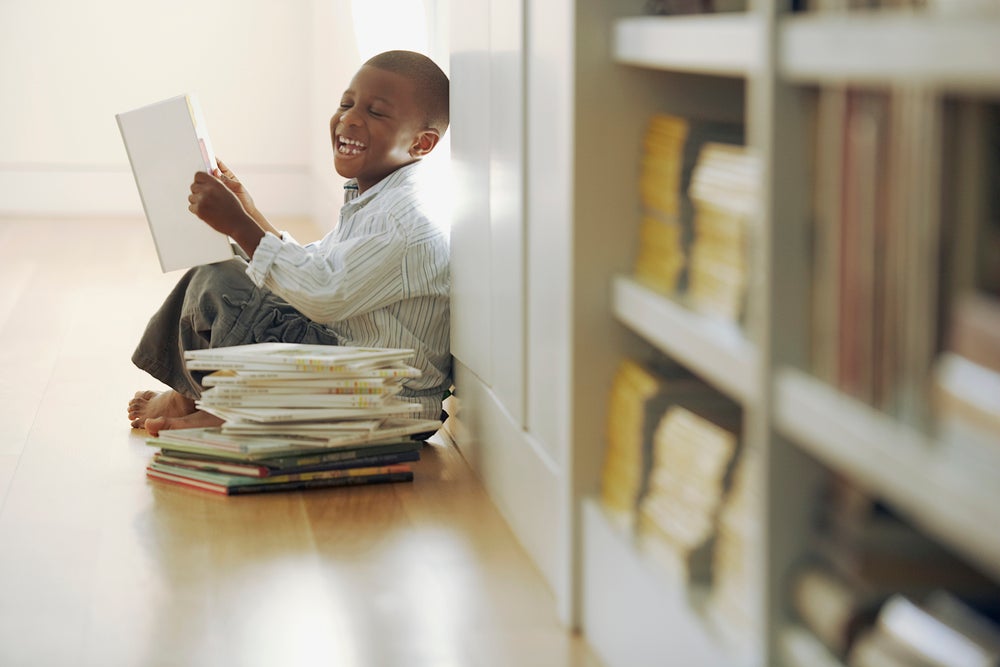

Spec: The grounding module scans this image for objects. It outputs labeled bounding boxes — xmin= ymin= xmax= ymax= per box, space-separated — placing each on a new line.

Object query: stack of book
xmin=633 ymin=114 xmax=745 ymax=299
xmin=636 ymin=399 xmax=742 ymax=582
xmin=934 ymin=292 xmax=1000 ymax=481
xmin=600 ymin=358 xmax=719 ymax=529
xmin=686 ymin=141 xmax=760 ymax=324
xmin=145 ymin=343 xmax=444 ymax=495
xmin=848 ymin=592 xmax=1000 ymax=667
xmin=705 ymin=445 xmax=762 ymax=653
xmin=634 ymin=114 xmax=691 ymax=296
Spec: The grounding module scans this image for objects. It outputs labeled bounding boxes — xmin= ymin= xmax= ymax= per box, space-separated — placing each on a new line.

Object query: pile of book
xmin=636 ymin=398 xmax=742 ymax=583
xmin=704 ymin=446 xmax=762 ymax=653
xmin=634 ymin=114 xmax=691 ymax=296
xmin=934 ymin=292 xmax=1000 ymax=481
xmin=633 ymin=114 xmax=745 ymax=301
xmin=687 ymin=141 xmax=760 ymax=324
xmin=599 ymin=357 xmax=723 ymax=529
xmin=145 ymin=343 xmax=443 ymax=495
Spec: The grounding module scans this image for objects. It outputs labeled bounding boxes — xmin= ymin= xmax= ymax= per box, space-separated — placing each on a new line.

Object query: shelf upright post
xmin=749 ymin=0 xmax=824 ymax=663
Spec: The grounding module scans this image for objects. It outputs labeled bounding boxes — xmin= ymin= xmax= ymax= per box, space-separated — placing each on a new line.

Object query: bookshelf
xmin=775 ymin=367 xmax=1000 ymax=582
xmin=575 ymin=2 xmax=1000 ymax=667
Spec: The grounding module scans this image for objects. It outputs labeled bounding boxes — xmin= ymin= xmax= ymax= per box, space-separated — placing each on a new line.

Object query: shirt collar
xmin=342 ymin=161 xmax=423 ymax=209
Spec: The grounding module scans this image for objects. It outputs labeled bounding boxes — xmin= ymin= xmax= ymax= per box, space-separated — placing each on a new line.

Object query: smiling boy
xmin=128 ymin=50 xmax=451 ymax=434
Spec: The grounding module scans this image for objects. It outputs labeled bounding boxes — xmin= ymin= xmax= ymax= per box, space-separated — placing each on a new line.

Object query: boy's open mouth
xmin=338 ymin=136 xmax=367 ymax=156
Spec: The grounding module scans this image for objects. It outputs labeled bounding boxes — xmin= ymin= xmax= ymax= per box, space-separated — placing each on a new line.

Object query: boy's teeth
xmin=338 ymin=137 xmax=366 ymax=155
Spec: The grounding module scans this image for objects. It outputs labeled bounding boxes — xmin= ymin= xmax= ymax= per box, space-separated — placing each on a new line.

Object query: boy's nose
xmin=339 ymin=107 xmax=363 ymax=127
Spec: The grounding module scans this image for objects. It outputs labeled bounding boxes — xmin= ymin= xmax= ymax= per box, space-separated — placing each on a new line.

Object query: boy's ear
xmin=409 ymin=129 xmax=440 ymax=157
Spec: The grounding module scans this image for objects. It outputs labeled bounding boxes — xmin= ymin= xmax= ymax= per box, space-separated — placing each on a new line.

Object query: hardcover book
xmin=116 ymin=94 xmax=237 ymax=272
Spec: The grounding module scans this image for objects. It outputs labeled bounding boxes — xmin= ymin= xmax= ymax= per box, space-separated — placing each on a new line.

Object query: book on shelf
xmin=600 ymin=358 xmax=694 ymax=527
xmin=704 ymin=444 xmax=762 ymax=652
xmin=686 ymin=141 xmax=760 ymax=325
xmin=790 ymin=477 xmax=1000 ymax=660
xmin=116 ymin=94 xmax=239 ymax=273
xmin=847 ymin=593 xmax=1000 ymax=667
xmin=809 ymin=86 xmax=947 ymax=428
xmin=635 ymin=396 xmax=742 ymax=583
xmin=632 ymin=113 xmax=744 ymax=299
xmin=599 ymin=358 xmax=722 ymax=530
xmin=932 ymin=291 xmax=1000 ymax=481
xmin=643 ymin=0 xmax=748 ymax=17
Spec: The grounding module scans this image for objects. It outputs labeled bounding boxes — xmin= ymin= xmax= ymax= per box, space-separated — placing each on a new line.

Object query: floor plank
xmin=0 ymin=216 xmax=601 ymax=667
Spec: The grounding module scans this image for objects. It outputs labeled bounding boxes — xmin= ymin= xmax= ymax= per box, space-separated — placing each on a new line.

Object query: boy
xmin=127 ymin=50 xmax=451 ymax=435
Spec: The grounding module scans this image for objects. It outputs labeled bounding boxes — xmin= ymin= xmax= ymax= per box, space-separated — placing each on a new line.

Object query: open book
xmin=116 ymin=94 xmax=238 ymax=272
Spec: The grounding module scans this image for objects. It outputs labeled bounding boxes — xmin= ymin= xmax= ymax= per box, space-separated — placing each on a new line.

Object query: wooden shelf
xmin=780 ymin=12 xmax=1000 ymax=91
xmin=612 ymin=276 xmax=759 ymax=405
xmin=613 ymin=14 xmax=761 ymax=77
xmin=774 ymin=367 xmax=1000 ymax=581
xmin=581 ymin=498 xmax=756 ymax=667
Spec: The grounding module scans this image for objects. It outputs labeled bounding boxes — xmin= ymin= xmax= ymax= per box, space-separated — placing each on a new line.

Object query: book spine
xmin=146 ymin=468 xmax=228 ymax=495
xmin=265 ymin=449 xmax=421 ymax=475
xmin=152 ymin=453 xmax=269 ymax=478
xmin=226 ymin=471 xmax=414 ymax=495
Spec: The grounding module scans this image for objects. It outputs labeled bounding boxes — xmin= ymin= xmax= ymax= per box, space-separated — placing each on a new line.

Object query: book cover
xmin=116 ymin=94 xmax=236 ymax=273
xmin=199 ymin=364 xmax=423 ymax=385
xmin=147 ymin=421 xmax=434 ymax=459
xmin=198 ymin=400 xmax=423 ymax=424
xmin=153 ymin=447 xmax=420 ymax=477
xmin=185 ymin=343 xmax=415 ymax=371
xmin=159 ymin=438 xmax=423 ymax=469
xmin=146 ymin=465 xmax=414 ymax=495
xmin=218 ymin=416 xmax=443 ymax=440
xmin=148 ymin=460 xmax=412 ymax=488
xmin=197 ymin=389 xmax=401 ymax=409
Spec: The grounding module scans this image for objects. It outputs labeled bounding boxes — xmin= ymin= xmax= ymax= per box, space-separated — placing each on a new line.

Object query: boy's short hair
xmin=364 ymin=50 xmax=450 ymax=134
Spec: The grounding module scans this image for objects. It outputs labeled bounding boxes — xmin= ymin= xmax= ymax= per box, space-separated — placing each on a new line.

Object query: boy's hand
xmin=214 ymin=158 xmax=258 ymax=217
xmin=188 ymin=171 xmax=264 ymax=256
xmin=210 ymin=158 xmax=280 ymax=237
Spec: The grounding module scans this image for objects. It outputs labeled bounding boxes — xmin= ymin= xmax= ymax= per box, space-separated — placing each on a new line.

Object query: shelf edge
xmin=613 ymin=14 xmax=760 ymax=77
xmin=612 ymin=275 xmax=758 ymax=404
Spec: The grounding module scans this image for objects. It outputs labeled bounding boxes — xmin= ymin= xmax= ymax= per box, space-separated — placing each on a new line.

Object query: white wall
xmin=0 ymin=0 xmax=446 ymax=225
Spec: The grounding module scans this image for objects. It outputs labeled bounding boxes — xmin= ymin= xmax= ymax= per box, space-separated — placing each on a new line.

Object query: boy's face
xmin=330 ymin=65 xmax=438 ymax=193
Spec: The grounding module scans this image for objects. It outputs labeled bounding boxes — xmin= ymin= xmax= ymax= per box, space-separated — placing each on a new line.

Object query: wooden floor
xmin=0 ymin=216 xmax=602 ymax=667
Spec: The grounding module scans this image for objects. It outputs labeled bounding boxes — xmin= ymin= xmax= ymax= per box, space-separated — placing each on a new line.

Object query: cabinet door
xmin=449 ymin=0 xmax=526 ymax=425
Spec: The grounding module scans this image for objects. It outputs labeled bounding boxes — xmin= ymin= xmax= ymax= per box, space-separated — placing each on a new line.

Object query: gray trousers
xmin=132 ymin=259 xmax=339 ymax=399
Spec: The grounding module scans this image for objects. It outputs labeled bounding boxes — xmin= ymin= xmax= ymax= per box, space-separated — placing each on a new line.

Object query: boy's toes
xmin=145 ymin=417 xmax=168 ymax=437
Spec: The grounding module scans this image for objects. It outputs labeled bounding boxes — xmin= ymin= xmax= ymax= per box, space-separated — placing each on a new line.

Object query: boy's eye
xmin=369 ymin=108 xmax=385 ymax=118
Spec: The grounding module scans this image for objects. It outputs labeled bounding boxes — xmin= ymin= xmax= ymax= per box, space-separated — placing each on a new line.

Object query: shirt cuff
xmin=245 ymin=231 xmax=284 ymax=287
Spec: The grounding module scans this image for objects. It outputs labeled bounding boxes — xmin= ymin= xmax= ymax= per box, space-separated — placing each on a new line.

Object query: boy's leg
xmin=131 ymin=259 xmax=338 ymax=400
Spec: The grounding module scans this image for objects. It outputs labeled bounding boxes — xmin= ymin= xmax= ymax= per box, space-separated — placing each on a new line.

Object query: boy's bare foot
xmin=145 ymin=410 xmax=225 ymax=437
xmin=128 ymin=390 xmax=196 ymax=429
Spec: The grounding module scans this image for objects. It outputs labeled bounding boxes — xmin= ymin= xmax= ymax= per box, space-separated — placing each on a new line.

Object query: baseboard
xmin=450 ymin=362 xmax=565 ymax=608
xmin=0 ymin=166 xmax=313 ymax=218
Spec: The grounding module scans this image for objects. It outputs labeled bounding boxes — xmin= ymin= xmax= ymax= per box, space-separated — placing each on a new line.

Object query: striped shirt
xmin=245 ymin=161 xmax=451 ymax=419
